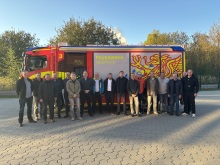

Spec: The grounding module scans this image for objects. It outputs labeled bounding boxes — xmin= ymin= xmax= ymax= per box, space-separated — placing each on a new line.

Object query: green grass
xmin=200 ymin=88 xmax=220 ymax=91
xmin=0 ymin=95 xmax=17 ymax=98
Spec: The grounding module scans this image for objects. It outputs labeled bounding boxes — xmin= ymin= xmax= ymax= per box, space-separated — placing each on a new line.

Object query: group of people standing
xmin=16 ymin=69 xmax=199 ymax=127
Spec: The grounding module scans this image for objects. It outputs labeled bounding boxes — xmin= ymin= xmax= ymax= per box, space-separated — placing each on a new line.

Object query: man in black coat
xmin=79 ymin=71 xmax=95 ymax=117
xmin=52 ymin=73 xmax=63 ymax=118
xmin=32 ymin=72 xmax=43 ymax=120
xmin=116 ymin=71 xmax=128 ymax=115
xmin=16 ymin=70 xmax=36 ymax=127
xmin=182 ymin=69 xmax=199 ymax=117
xmin=63 ymin=72 xmax=71 ymax=118
xmin=168 ymin=73 xmax=182 ymax=116
xmin=104 ymin=73 xmax=116 ymax=114
xmin=39 ymin=74 xmax=57 ymax=124
xmin=127 ymin=73 xmax=140 ymax=117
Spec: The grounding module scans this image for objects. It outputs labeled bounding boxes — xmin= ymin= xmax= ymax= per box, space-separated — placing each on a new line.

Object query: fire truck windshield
xmin=24 ymin=55 xmax=47 ymax=71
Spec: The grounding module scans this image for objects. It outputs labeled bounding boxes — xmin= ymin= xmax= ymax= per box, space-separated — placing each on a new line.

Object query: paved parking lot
xmin=0 ymin=90 xmax=220 ymax=165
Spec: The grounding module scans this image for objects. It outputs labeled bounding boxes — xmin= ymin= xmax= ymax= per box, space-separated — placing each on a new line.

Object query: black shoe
xmin=50 ymin=119 xmax=55 ymax=122
xmin=169 ymin=112 xmax=173 ymax=116
xmin=131 ymin=114 xmax=134 ymax=117
xmin=58 ymin=115 xmax=62 ymax=118
xmin=124 ymin=112 xmax=128 ymax=116
xmin=19 ymin=123 xmax=23 ymax=127
xmin=116 ymin=112 xmax=120 ymax=115
xmin=29 ymin=120 xmax=37 ymax=123
xmin=176 ymin=113 xmax=179 ymax=116
xmin=64 ymin=115 xmax=69 ymax=118
xmin=44 ymin=121 xmax=47 ymax=124
xmin=89 ymin=114 xmax=94 ymax=117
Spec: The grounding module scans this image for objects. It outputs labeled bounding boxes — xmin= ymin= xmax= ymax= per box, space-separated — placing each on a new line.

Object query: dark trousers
xmin=80 ymin=92 xmax=93 ymax=117
xmin=56 ymin=93 xmax=62 ymax=116
xmin=105 ymin=91 xmax=115 ymax=113
xmin=183 ymin=92 xmax=195 ymax=114
xmin=92 ymin=92 xmax=102 ymax=113
xmin=64 ymin=91 xmax=70 ymax=116
xmin=42 ymin=99 xmax=54 ymax=121
xmin=18 ymin=97 xmax=33 ymax=123
xmin=137 ymin=93 xmax=143 ymax=113
xmin=117 ymin=93 xmax=126 ymax=113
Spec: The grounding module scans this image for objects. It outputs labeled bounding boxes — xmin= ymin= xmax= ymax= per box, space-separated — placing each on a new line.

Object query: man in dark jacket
xmin=104 ymin=73 xmax=116 ymax=114
xmin=168 ymin=73 xmax=182 ymax=116
xmin=39 ymin=74 xmax=57 ymax=124
xmin=63 ymin=72 xmax=70 ymax=118
xmin=116 ymin=71 xmax=128 ymax=115
xmin=80 ymin=71 xmax=95 ymax=117
xmin=32 ymin=72 xmax=43 ymax=120
xmin=52 ymin=73 xmax=63 ymax=118
xmin=180 ymin=72 xmax=187 ymax=112
xmin=182 ymin=69 xmax=199 ymax=117
xmin=16 ymin=70 xmax=36 ymax=127
xmin=145 ymin=71 xmax=159 ymax=115
xmin=127 ymin=73 xmax=140 ymax=117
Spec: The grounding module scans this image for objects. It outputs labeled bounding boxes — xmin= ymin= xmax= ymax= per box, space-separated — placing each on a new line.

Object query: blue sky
xmin=1 ymin=0 xmax=220 ymax=45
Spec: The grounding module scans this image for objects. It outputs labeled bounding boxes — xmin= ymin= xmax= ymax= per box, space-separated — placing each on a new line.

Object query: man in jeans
xmin=145 ymin=71 xmax=159 ymax=115
xmin=16 ymin=70 xmax=36 ymax=127
xmin=168 ymin=73 xmax=182 ymax=116
xmin=66 ymin=72 xmax=82 ymax=120
xmin=32 ymin=72 xmax=43 ymax=120
xmin=158 ymin=72 xmax=169 ymax=113
xmin=116 ymin=71 xmax=128 ymax=115
xmin=127 ymin=73 xmax=140 ymax=117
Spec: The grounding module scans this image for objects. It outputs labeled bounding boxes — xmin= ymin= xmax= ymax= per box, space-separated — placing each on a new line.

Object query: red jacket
xmin=135 ymin=76 xmax=145 ymax=94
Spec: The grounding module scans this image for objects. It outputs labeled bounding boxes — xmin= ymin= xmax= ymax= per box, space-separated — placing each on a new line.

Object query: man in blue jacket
xmin=168 ymin=73 xmax=182 ymax=116
xmin=92 ymin=72 xmax=104 ymax=114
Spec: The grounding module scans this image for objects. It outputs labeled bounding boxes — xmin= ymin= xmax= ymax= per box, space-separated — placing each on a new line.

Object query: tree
xmin=0 ymin=29 xmax=39 ymax=76
xmin=0 ymin=29 xmax=39 ymax=58
xmin=144 ymin=29 xmax=189 ymax=45
xmin=1 ymin=47 xmax=21 ymax=81
xmin=49 ymin=17 xmax=120 ymax=46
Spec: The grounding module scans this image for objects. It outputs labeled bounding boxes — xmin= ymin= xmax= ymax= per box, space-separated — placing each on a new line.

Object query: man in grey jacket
xmin=145 ymin=71 xmax=159 ymax=115
xmin=66 ymin=72 xmax=82 ymax=120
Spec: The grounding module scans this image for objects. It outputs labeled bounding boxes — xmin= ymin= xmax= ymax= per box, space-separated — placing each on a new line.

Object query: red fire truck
xmin=22 ymin=44 xmax=185 ymax=80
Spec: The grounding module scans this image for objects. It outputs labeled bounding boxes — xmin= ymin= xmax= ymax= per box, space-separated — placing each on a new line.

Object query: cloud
xmin=112 ymin=27 xmax=127 ymax=45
